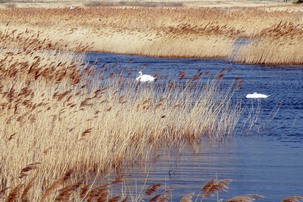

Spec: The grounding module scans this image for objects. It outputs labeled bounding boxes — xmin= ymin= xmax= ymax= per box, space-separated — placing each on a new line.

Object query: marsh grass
xmin=0 ymin=22 xmax=245 ymax=200
xmin=282 ymin=196 xmax=303 ymax=202
xmin=234 ymin=20 xmax=303 ymax=64
xmin=1 ymin=6 xmax=302 ymax=64
xmin=0 ymin=6 xmax=297 ymax=200
xmin=234 ymin=37 xmax=303 ymax=65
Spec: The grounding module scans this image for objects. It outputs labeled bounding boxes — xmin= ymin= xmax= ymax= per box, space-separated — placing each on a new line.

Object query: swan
xmin=136 ymin=71 xmax=156 ymax=83
xmin=246 ymin=92 xmax=269 ymax=99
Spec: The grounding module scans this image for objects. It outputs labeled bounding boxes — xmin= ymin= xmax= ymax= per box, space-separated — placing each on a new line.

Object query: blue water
xmin=85 ymin=52 xmax=303 ymax=201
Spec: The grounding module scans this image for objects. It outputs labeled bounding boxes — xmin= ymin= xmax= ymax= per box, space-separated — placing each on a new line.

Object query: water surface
xmin=86 ymin=52 xmax=303 ymax=201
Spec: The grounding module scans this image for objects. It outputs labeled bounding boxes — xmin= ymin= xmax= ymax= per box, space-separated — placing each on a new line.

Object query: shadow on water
xmin=85 ymin=52 xmax=303 ymax=201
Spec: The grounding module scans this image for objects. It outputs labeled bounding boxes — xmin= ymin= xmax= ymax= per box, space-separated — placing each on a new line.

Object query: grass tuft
xmin=282 ymin=196 xmax=303 ymax=202
xmin=227 ymin=194 xmax=265 ymax=202
xmin=201 ymin=177 xmax=232 ymax=198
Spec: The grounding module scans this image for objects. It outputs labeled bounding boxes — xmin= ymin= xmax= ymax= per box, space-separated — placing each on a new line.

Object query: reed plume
xmin=158 ymin=196 xmax=170 ymax=202
xmin=81 ymin=128 xmax=93 ymax=139
xmin=86 ymin=184 xmax=108 ymax=201
xmin=19 ymin=162 xmax=40 ymax=179
xmin=180 ymin=192 xmax=194 ymax=202
xmin=282 ymin=196 xmax=303 ymax=202
xmin=227 ymin=194 xmax=265 ymax=202
xmin=145 ymin=184 xmax=161 ymax=196
xmin=5 ymin=184 xmax=22 ymax=202
xmin=55 ymin=182 xmax=82 ymax=201
xmin=121 ymin=196 xmax=128 ymax=202
xmin=40 ymin=170 xmax=73 ymax=201
xmin=21 ymin=176 xmax=37 ymax=202
xmin=111 ymin=176 xmax=124 ymax=184
xmin=178 ymin=72 xmax=186 ymax=80
xmin=0 ymin=187 xmax=10 ymax=198
xmin=79 ymin=184 xmax=90 ymax=199
xmin=201 ymin=177 xmax=232 ymax=198
xmin=108 ymin=196 xmax=121 ymax=202
xmin=149 ymin=194 xmax=162 ymax=202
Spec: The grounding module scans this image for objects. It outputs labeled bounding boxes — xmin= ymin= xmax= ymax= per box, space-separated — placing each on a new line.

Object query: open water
xmin=85 ymin=52 xmax=303 ymax=201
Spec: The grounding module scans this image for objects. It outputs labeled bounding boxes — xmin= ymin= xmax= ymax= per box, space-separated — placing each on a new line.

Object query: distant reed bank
xmin=0 ymin=4 xmax=303 ymax=65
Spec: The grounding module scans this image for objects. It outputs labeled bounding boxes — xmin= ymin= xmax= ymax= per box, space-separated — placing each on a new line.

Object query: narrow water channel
xmin=85 ymin=52 xmax=303 ymax=201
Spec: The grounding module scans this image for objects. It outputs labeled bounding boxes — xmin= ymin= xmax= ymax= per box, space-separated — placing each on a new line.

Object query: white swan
xmin=246 ymin=92 xmax=269 ymax=99
xmin=136 ymin=71 xmax=156 ymax=83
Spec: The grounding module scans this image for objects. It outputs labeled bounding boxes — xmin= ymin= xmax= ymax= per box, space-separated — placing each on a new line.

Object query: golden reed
xmin=1 ymin=5 xmax=302 ymax=64
xmin=1 ymin=4 xmax=301 ymax=201
xmin=0 ymin=24 xmax=242 ymax=200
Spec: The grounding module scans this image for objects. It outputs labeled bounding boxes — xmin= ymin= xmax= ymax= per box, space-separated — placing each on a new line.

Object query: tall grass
xmin=1 ymin=5 xmax=300 ymax=200
xmin=0 ymin=23 xmax=243 ymax=200
xmin=1 ymin=6 xmax=302 ymax=64
xmin=234 ymin=22 xmax=303 ymax=65
xmin=0 ymin=8 xmax=300 ymax=200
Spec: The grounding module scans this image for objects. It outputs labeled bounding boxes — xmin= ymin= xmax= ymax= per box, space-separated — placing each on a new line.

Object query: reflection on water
xmin=85 ymin=52 xmax=303 ymax=201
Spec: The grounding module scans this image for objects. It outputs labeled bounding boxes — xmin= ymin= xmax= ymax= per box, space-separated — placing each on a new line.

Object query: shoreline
xmin=86 ymin=50 xmax=303 ymax=67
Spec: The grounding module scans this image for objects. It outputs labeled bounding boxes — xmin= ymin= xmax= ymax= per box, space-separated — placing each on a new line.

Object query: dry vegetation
xmin=0 ymin=3 xmax=303 ymax=65
xmin=0 ymin=2 xmax=302 ymax=201
xmin=0 ymin=20 xmax=244 ymax=200
xmin=234 ymin=21 xmax=303 ymax=65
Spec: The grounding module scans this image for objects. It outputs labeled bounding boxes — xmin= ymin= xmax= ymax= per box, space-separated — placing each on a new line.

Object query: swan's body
xmin=136 ymin=71 xmax=156 ymax=83
xmin=246 ymin=92 xmax=269 ymax=99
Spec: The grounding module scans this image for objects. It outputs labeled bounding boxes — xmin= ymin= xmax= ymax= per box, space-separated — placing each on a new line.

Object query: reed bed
xmin=234 ymin=21 xmax=303 ymax=65
xmin=1 ymin=5 xmax=303 ymax=64
xmin=0 ymin=23 xmax=244 ymax=200
xmin=0 ymin=4 xmax=299 ymax=201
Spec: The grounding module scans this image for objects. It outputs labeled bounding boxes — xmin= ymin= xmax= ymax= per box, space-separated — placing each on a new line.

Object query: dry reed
xmin=282 ymin=196 xmax=303 ymax=202
xmin=227 ymin=194 xmax=265 ymax=202
xmin=145 ymin=184 xmax=161 ymax=196
xmin=201 ymin=177 xmax=232 ymax=199
xmin=1 ymin=5 xmax=302 ymax=64
xmin=234 ymin=21 xmax=303 ymax=65
xmin=180 ymin=192 xmax=194 ymax=202
xmin=0 ymin=25 xmax=242 ymax=200
xmin=1 ymin=7 xmax=297 ymax=200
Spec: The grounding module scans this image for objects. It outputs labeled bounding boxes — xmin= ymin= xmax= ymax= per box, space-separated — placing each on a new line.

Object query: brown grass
xmin=234 ymin=21 xmax=303 ymax=65
xmin=1 ymin=4 xmax=302 ymax=64
xmin=227 ymin=194 xmax=265 ymax=202
xmin=0 ymin=24 xmax=242 ymax=200
xmin=180 ymin=192 xmax=194 ymax=202
xmin=200 ymin=177 xmax=232 ymax=199
xmin=282 ymin=196 xmax=303 ymax=202
xmin=0 ymin=3 xmax=300 ymax=200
